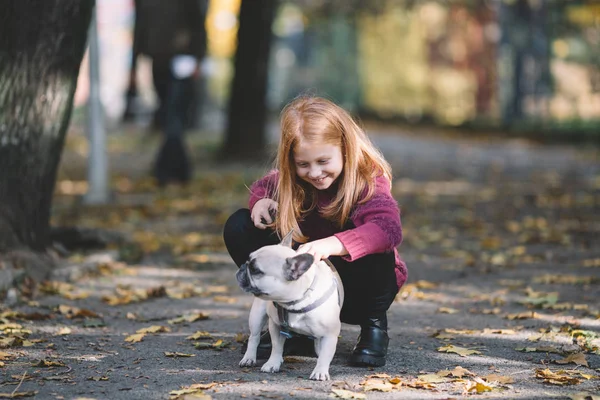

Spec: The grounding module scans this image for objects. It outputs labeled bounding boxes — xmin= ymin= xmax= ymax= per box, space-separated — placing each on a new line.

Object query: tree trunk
xmin=222 ymin=0 xmax=277 ymax=161
xmin=0 ymin=1 xmax=94 ymax=289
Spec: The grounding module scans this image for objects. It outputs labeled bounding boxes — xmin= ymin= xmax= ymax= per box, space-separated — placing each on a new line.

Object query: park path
xmin=1 ymin=124 xmax=599 ymax=399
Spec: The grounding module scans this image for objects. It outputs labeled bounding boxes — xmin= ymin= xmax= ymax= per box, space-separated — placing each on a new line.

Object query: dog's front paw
xmin=309 ymin=367 xmax=330 ymax=381
xmin=260 ymin=359 xmax=282 ymax=373
xmin=239 ymin=356 xmax=256 ymax=367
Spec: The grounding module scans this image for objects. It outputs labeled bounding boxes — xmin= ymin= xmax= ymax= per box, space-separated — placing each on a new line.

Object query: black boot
xmin=241 ymin=332 xmax=317 ymax=359
xmin=349 ymin=315 xmax=389 ymax=367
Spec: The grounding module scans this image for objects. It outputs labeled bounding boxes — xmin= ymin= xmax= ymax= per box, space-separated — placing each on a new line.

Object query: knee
xmin=223 ymin=209 xmax=252 ymax=245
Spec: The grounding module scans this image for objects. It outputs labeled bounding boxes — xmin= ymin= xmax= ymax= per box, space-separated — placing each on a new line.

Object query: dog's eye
xmin=248 ymin=260 xmax=263 ymax=275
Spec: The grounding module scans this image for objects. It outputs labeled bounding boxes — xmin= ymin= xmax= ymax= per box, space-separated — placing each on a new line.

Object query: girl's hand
xmin=251 ymin=198 xmax=278 ymax=229
xmin=296 ymin=236 xmax=348 ymax=261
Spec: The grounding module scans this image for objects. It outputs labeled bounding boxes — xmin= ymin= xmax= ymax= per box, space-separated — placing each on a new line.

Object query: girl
xmin=223 ymin=95 xmax=407 ymax=367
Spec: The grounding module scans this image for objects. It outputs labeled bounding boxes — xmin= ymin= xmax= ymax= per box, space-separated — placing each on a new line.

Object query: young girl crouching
xmin=223 ymin=95 xmax=407 ymax=367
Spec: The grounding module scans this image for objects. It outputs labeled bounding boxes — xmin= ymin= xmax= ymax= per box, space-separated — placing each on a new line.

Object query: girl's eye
xmin=318 ymin=160 xmax=329 ymax=164
xmin=297 ymin=163 xmax=308 ymax=168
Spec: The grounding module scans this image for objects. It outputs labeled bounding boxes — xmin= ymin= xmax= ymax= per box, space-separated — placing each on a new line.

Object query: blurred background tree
xmin=0 ymin=1 xmax=94 ymax=282
xmin=222 ymin=0 xmax=277 ymax=160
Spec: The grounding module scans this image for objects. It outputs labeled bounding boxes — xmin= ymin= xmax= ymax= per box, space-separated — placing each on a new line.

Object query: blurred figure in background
xmin=124 ymin=0 xmax=207 ymax=186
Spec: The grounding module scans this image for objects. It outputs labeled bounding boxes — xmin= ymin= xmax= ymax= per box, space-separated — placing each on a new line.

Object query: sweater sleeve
xmin=334 ymin=176 xmax=402 ymax=261
xmin=248 ymin=170 xmax=279 ymax=211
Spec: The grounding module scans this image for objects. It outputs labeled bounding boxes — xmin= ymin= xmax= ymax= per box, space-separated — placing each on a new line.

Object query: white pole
xmin=84 ymin=6 xmax=109 ymax=204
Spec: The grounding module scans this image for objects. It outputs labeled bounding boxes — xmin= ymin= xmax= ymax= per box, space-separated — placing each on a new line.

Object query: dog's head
xmin=236 ymin=231 xmax=315 ymax=300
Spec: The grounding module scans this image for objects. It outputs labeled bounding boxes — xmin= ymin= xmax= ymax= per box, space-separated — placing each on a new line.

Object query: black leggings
xmin=223 ymin=209 xmax=399 ymax=325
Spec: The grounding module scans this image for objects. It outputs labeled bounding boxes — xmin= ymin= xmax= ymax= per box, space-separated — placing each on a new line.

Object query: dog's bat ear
xmin=284 ymin=253 xmax=314 ymax=281
xmin=280 ymin=230 xmax=294 ymax=248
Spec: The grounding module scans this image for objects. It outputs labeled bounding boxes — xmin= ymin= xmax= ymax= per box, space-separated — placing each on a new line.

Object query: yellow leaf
xmin=438 ymin=345 xmax=482 ymax=357
xmin=483 ymin=328 xmax=517 ymax=335
xmin=505 ymin=311 xmax=539 ymax=320
xmin=212 ymin=296 xmax=237 ymax=304
xmin=437 ymin=366 xmax=475 ymax=378
xmin=137 ymin=325 xmax=171 ymax=334
xmin=34 ymin=359 xmax=66 ymax=367
xmin=168 ymin=313 xmax=209 ymax=324
xmin=125 ymin=333 xmax=145 ymax=343
xmin=464 ymin=378 xmax=494 ymax=393
xmin=56 ymin=327 xmax=72 ymax=336
xmin=417 ymin=373 xmax=451 ymax=383
xmin=361 ymin=378 xmax=394 ymax=392
xmin=483 ymin=374 xmax=515 ymax=384
xmin=330 ymin=389 xmax=367 ymax=399
xmin=169 ymin=386 xmax=212 ymax=399
xmin=187 ymin=331 xmax=212 ymax=340
xmin=437 ymin=307 xmax=459 ymax=314
xmin=535 ymin=368 xmax=582 ymax=385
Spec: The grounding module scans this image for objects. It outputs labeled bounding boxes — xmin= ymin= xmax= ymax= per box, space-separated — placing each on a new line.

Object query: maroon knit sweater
xmin=248 ymin=170 xmax=407 ymax=289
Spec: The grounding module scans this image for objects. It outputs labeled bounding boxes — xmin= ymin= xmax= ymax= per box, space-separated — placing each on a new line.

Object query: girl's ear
xmin=280 ymin=230 xmax=294 ymax=248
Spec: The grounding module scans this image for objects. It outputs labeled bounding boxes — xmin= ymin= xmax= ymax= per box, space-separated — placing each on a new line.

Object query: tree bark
xmin=222 ymin=0 xmax=277 ymax=161
xmin=0 ymin=1 xmax=94 ymax=276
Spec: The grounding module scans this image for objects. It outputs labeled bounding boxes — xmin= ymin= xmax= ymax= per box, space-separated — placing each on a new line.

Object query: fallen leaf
xmin=87 ymin=376 xmax=109 ymax=381
xmin=187 ymin=331 xmax=212 ymax=340
xmin=437 ymin=307 xmax=459 ymax=314
xmin=464 ymin=377 xmax=495 ymax=393
xmin=417 ymin=373 xmax=451 ymax=383
xmin=168 ymin=312 xmax=210 ymax=324
xmin=568 ymin=392 xmax=600 ymax=400
xmin=125 ymin=333 xmax=145 ymax=343
xmin=483 ymin=328 xmax=517 ymax=335
xmin=34 ymin=359 xmax=66 ymax=367
xmin=137 ymin=325 xmax=171 ymax=334
xmin=437 ymin=366 xmax=475 ymax=378
xmin=212 ymin=295 xmax=237 ymax=304
xmin=506 ymin=311 xmax=539 ymax=320
xmin=515 ymin=345 xmax=562 ymax=354
xmin=360 ymin=377 xmax=394 ymax=392
xmin=169 ymin=384 xmax=212 ymax=399
xmin=535 ymin=368 xmax=582 ymax=385
xmin=0 ymin=391 xmax=37 ymax=398
xmin=438 ymin=345 xmax=482 ymax=357
xmin=330 ymin=389 xmax=366 ymax=399
xmin=57 ymin=305 xmax=99 ymax=319
xmin=164 ymin=352 xmax=196 ymax=358
xmin=483 ymin=374 xmax=515 ymax=384
xmin=56 ymin=327 xmax=72 ymax=336
xmin=555 ymin=353 xmax=589 ymax=367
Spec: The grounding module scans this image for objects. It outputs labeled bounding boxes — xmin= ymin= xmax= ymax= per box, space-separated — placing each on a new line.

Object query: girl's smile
xmin=293 ymin=141 xmax=344 ymax=190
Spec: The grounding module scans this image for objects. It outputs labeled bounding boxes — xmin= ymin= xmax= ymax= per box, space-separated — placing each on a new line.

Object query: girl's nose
xmin=307 ymin=166 xmax=320 ymax=178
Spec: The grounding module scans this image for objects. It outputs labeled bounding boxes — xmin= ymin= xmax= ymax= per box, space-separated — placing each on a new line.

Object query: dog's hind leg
xmin=240 ymin=298 xmax=268 ymax=367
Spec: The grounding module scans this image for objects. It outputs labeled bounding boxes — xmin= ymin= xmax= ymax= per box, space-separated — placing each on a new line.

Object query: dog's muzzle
xmin=237 ymin=262 xmax=267 ymax=296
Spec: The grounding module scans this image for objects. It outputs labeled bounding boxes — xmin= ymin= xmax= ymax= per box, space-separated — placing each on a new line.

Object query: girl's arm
xmin=334 ymin=176 xmax=402 ymax=261
xmin=248 ymin=170 xmax=279 ymax=210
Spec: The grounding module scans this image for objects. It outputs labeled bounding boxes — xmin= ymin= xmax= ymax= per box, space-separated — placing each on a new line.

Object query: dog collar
xmin=274 ymin=275 xmax=340 ymax=339
xmin=276 ymin=273 xmax=319 ymax=308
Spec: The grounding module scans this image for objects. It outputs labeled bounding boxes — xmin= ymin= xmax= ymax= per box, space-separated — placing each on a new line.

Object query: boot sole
xmin=349 ymin=353 xmax=386 ymax=367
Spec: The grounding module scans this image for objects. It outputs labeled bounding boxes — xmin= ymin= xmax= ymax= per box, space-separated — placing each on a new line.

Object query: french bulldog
xmin=236 ymin=232 xmax=344 ymax=380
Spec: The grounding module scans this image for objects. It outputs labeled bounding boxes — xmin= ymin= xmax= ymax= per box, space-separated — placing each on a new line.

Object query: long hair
xmin=273 ymin=95 xmax=392 ymax=243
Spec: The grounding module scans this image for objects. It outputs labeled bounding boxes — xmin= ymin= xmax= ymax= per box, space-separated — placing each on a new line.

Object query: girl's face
xmin=293 ymin=140 xmax=344 ymax=190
